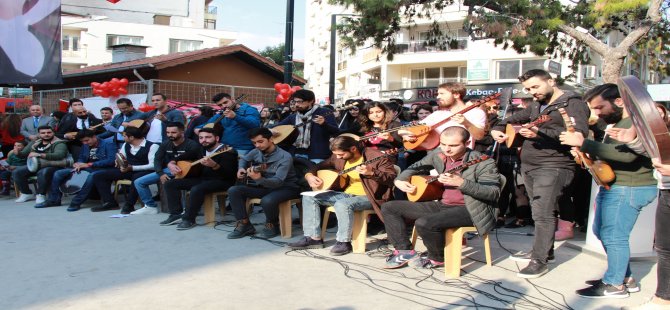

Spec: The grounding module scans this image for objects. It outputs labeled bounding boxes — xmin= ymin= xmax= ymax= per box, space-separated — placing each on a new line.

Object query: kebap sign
xmin=379 ymin=83 xmax=531 ymax=102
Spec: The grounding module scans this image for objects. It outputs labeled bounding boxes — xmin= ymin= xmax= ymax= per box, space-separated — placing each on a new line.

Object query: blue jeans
xmin=594 ymin=185 xmax=657 ymax=286
xmin=134 ymin=168 xmax=172 ymax=208
xmin=48 ymin=168 xmax=106 ymax=206
xmin=301 ymin=191 xmax=372 ymax=242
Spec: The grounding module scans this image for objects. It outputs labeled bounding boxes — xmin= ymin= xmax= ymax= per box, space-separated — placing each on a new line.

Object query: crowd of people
xmin=2 ymin=69 xmax=669 ymax=309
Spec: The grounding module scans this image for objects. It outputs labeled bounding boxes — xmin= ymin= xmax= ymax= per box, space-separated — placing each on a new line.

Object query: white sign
xmin=467 ymin=59 xmax=489 ymax=81
xmin=81 ymin=94 xmax=148 ymax=119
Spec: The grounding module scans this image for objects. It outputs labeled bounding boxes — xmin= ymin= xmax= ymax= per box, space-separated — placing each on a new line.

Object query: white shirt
xmin=75 ymin=117 xmax=90 ymax=130
xmin=146 ymin=118 xmax=163 ymax=144
xmin=421 ymin=107 xmax=487 ymax=148
xmin=120 ymin=139 xmax=159 ymax=171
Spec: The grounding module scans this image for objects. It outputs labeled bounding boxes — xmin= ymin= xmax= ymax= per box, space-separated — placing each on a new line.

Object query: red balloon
xmin=93 ymin=89 xmax=103 ymax=96
xmin=280 ymin=88 xmax=291 ymax=97
xmin=274 ymin=83 xmax=283 ymax=92
xmin=101 ymin=82 xmax=110 ymax=90
xmin=138 ymin=102 xmax=150 ymax=112
xmin=91 ymin=82 xmax=101 ymax=88
xmin=118 ymin=87 xmax=128 ymax=95
xmin=281 ymin=83 xmax=291 ymax=90
xmin=119 ymin=78 xmax=129 ymax=87
xmin=292 ymin=86 xmax=302 ymax=92
xmin=276 ymin=94 xmax=287 ymax=104
xmin=99 ymin=90 xmax=110 ymax=98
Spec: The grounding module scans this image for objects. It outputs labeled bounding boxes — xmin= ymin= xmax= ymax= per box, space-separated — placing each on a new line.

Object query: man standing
xmin=490 ymin=69 xmax=590 ymax=279
xmin=35 ymin=129 xmax=117 ymax=211
xmin=20 ymin=105 xmax=52 ymax=141
xmin=100 ymin=107 xmax=114 ymax=123
xmin=98 ymin=98 xmax=146 ymax=146
xmin=275 ymin=89 xmax=339 ymax=163
xmin=203 ymin=93 xmax=260 ymax=156
xmin=226 ymin=128 xmax=301 ymax=239
xmin=160 ymin=127 xmax=238 ymax=230
xmin=144 ymin=93 xmax=186 ymax=144
xmin=288 ymin=135 xmax=396 ymax=255
xmin=56 ymin=106 xmax=104 ymax=159
xmin=133 ymin=122 xmax=201 ymax=215
xmin=383 ymin=126 xmax=501 ymax=269
xmin=13 ymin=126 xmax=69 ymax=203
xmin=559 ymin=84 xmax=656 ymax=298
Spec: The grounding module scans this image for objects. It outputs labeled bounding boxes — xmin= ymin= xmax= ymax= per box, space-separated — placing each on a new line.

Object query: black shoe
xmin=261 ymin=223 xmax=280 ymax=239
xmin=227 ymin=221 xmax=256 ymax=239
xmin=160 ymin=214 xmax=182 ymax=226
xmin=287 ymin=236 xmax=324 ymax=249
xmin=330 ymin=241 xmax=353 ymax=256
xmin=517 ymin=259 xmax=549 ymax=279
xmin=91 ymin=202 xmax=119 ymax=212
xmin=585 ymin=278 xmax=639 ymax=293
xmin=177 ymin=220 xmax=196 ymax=230
xmin=67 ymin=205 xmax=81 ymax=212
xmin=152 ymin=193 xmax=160 ymax=201
xmin=504 ymin=219 xmax=528 ymax=228
xmin=509 ymin=250 xmax=555 ymax=264
xmin=121 ymin=205 xmax=135 ymax=215
xmin=495 ymin=218 xmax=506 ymax=228
xmin=576 ymin=281 xmax=629 ymax=299
xmin=35 ymin=200 xmax=61 ymax=208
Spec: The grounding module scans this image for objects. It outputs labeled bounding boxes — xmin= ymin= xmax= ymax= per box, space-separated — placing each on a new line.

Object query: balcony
xmin=394 ymin=38 xmax=467 ymax=54
xmin=62 ymin=47 xmax=87 ymax=64
xmin=387 ymin=77 xmax=466 ymax=90
xmin=337 ymin=60 xmax=347 ymax=71
xmin=205 ymin=6 xmax=217 ymax=20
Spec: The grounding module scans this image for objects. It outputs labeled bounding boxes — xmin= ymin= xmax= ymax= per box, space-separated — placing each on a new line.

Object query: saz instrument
xmin=66 ymin=121 xmax=109 ymax=139
xmin=407 ymin=155 xmax=490 ymax=202
xmin=239 ymin=163 xmax=269 ymax=185
xmin=505 ymin=115 xmax=551 ymax=148
xmin=403 ymin=93 xmax=502 ymax=151
xmin=311 ymin=149 xmax=401 ymax=191
xmin=272 ymin=102 xmax=358 ymax=146
xmin=203 ymin=94 xmax=248 ymax=130
xmin=175 ymin=146 xmax=234 ymax=179
xmin=558 ymin=108 xmax=615 ymax=189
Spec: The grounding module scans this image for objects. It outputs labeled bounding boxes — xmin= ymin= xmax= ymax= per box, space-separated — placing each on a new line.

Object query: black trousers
xmin=656 ymin=190 xmax=670 ymax=300
xmin=227 ymin=185 xmax=301 ymax=224
xmin=382 ymin=200 xmax=473 ymax=262
xmin=93 ymin=169 xmax=152 ymax=206
xmin=163 ymin=178 xmax=234 ymax=222
xmin=523 ymin=167 xmax=574 ymax=264
xmin=13 ymin=166 xmax=59 ymax=195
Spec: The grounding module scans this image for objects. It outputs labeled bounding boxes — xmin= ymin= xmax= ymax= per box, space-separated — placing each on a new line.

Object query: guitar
xmin=407 ymin=155 xmax=490 ymax=202
xmin=175 ymin=145 xmax=234 ymax=179
xmin=273 ymin=102 xmax=359 ymax=145
xmin=238 ymin=163 xmax=268 ymax=185
xmin=505 ymin=115 xmax=551 ymax=148
xmin=311 ymin=149 xmax=401 ymax=191
xmin=558 ymin=108 xmax=615 ymax=189
xmin=203 ymin=94 xmax=248 ymax=129
xmin=403 ymin=93 xmax=502 ymax=151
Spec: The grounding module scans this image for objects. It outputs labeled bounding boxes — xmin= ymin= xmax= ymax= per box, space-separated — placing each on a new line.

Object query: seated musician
xmin=92 ymin=123 xmax=158 ymax=213
xmin=356 ymin=101 xmax=403 ymax=162
xmin=288 ymin=135 xmax=397 ymax=255
xmin=226 ymin=128 xmax=301 ymax=239
xmin=56 ymin=105 xmax=104 ymax=158
xmin=159 ymin=127 xmax=238 ymax=230
xmin=383 ymin=126 xmax=501 ymax=268
xmin=13 ymin=125 xmax=69 ymax=204
xmin=36 ymin=129 xmax=117 ymax=211
xmin=133 ymin=122 xmax=201 ymax=215
xmin=0 ymin=141 xmax=27 ymax=196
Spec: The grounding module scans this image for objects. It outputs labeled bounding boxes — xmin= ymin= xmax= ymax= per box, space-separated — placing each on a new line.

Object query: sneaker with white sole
xmin=510 ymin=250 xmax=555 ymax=264
xmin=585 ymin=277 xmax=639 ymax=293
xmin=35 ymin=194 xmax=46 ymax=204
xmin=576 ymin=281 xmax=629 ymax=299
xmin=15 ymin=193 xmax=35 ymax=203
xmin=130 ymin=206 xmax=158 ymax=215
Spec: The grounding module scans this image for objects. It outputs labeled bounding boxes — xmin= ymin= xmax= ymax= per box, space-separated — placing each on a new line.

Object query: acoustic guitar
xmin=558 ymin=108 xmax=615 ymax=189
xmin=272 ymin=102 xmax=358 ymax=146
xmin=403 ymin=93 xmax=502 ymax=151
xmin=311 ymin=149 xmax=401 ymax=191
xmin=175 ymin=146 xmax=234 ymax=179
xmin=407 ymin=155 xmax=490 ymax=202
xmin=505 ymin=115 xmax=551 ymax=148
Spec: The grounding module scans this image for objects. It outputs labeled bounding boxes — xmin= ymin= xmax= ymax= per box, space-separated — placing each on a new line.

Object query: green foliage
xmin=257 ymin=43 xmax=304 ymax=78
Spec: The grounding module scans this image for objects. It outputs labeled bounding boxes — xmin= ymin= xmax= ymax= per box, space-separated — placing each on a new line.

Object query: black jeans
xmin=93 ymin=169 xmax=152 ymax=206
xmin=227 ymin=185 xmax=301 ymax=224
xmin=523 ymin=167 xmax=574 ymax=264
xmin=12 ymin=166 xmax=59 ymax=195
xmin=656 ymin=190 xmax=670 ymax=300
xmin=163 ymin=178 xmax=234 ymax=222
xmin=382 ymin=200 xmax=473 ymax=262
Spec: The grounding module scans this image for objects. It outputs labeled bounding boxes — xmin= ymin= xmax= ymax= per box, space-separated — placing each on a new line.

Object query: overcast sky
xmin=212 ymin=0 xmax=306 ymax=59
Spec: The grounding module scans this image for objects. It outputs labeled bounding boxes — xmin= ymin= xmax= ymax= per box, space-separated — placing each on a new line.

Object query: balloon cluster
xmin=91 ymin=78 xmax=129 ymax=98
xmin=138 ymin=102 xmax=156 ymax=113
xmin=274 ymin=83 xmax=301 ymax=104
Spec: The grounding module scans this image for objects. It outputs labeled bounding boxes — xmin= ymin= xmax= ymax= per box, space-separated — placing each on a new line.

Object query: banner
xmin=0 ymin=0 xmax=62 ymax=84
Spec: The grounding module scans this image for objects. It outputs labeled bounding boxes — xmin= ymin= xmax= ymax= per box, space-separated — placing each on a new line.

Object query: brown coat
xmin=309 ymin=148 xmax=397 ymax=222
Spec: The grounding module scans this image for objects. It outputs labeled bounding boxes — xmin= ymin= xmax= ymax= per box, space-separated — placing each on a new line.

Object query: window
xmin=522 ymin=59 xmax=545 ymax=73
xmin=497 ymin=59 xmax=546 ymax=80
xmin=107 ymin=35 xmax=143 ymax=48
xmin=62 ymin=35 xmax=79 ymax=52
xmin=154 ymin=15 xmax=171 ymax=25
xmin=169 ymin=39 xmax=203 ymax=53
xmin=410 ymin=69 xmax=424 ymax=88
xmin=205 ymin=19 xmax=216 ymax=29
xmin=425 ymin=67 xmax=441 ymax=87
xmin=62 ymin=35 xmax=69 ymax=51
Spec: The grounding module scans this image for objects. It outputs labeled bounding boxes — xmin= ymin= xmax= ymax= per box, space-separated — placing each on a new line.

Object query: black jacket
xmin=492 ymin=91 xmax=590 ymax=171
xmin=55 ymin=113 xmax=104 ymax=143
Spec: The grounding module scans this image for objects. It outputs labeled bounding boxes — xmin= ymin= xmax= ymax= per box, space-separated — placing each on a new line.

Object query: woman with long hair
xmin=0 ymin=114 xmax=24 ymax=156
xmin=356 ymin=101 xmax=403 ymax=160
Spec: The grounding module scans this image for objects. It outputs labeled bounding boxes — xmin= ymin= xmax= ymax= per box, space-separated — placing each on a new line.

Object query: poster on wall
xmin=81 ymin=94 xmax=148 ymax=119
xmin=0 ymin=0 xmax=62 ymax=84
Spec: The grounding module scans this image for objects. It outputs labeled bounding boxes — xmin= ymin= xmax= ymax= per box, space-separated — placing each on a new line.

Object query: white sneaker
xmin=35 ymin=194 xmax=46 ymax=204
xmin=130 ymin=206 xmax=158 ymax=215
xmin=15 ymin=193 xmax=35 ymax=203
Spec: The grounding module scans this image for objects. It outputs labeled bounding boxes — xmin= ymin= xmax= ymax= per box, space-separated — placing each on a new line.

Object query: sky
xmin=212 ymin=0 xmax=306 ymax=59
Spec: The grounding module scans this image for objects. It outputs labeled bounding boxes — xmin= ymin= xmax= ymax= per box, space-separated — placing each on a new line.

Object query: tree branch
xmin=557 ymin=24 xmax=610 ymax=56
xmin=615 ymin=0 xmax=663 ymax=53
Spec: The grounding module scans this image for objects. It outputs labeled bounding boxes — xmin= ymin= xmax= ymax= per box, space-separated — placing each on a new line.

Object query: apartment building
xmin=60 ymin=0 xmax=236 ymax=71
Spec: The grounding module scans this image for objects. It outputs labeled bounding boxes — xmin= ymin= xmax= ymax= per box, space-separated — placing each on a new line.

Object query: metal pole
xmin=329 ymin=14 xmax=337 ymax=105
xmin=283 ymin=0 xmax=295 ymax=84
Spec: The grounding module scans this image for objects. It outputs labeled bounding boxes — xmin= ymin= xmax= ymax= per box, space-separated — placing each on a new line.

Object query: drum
xmin=60 ymin=170 xmax=91 ymax=195
xmin=115 ymin=153 xmax=128 ymax=169
xmin=26 ymin=156 xmax=74 ymax=173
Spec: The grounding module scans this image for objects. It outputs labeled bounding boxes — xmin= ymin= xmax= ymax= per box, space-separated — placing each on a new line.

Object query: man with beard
xmin=144 ymin=93 xmax=185 ymax=144
xmin=36 ymin=129 xmax=116 ymax=211
xmin=490 ymin=69 xmax=590 ymax=279
xmin=100 ymin=107 xmax=114 ymax=123
xmin=559 ymin=83 xmax=656 ymax=298
xmin=399 ymin=82 xmax=487 ymax=148
xmin=98 ymin=98 xmax=147 ymax=147
xmin=274 ymin=89 xmax=339 ymax=163
xmin=13 ymin=125 xmax=69 ymax=203
xmin=160 ymin=127 xmax=238 ymax=230
xmin=202 ymin=92 xmax=260 ymax=156
xmin=132 ymin=122 xmax=201 ymax=215
xmin=56 ymin=106 xmax=104 ymax=158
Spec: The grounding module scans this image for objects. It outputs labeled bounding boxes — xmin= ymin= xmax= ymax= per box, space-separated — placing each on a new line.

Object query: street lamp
xmin=329 ymin=13 xmax=357 ymax=105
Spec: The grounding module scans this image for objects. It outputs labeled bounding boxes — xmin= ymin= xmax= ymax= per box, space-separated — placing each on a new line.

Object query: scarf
xmin=294 ymin=105 xmax=319 ymax=149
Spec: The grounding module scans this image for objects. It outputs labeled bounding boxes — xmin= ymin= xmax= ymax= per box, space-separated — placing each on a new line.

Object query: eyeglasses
xmin=290 ymin=99 xmax=305 ymax=104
